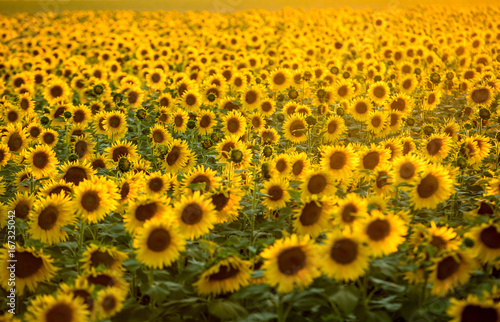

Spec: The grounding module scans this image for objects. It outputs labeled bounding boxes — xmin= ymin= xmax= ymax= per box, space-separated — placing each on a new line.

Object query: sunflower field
xmin=0 ymin=5 xmax=500 ymax=322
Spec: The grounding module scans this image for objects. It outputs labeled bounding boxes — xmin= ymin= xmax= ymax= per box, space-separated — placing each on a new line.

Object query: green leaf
xmin=369 ymin=276 xmax=405 ymax=293
xmin=208 ymin=299 xmax=248 ymax=320
xmin=370 ymin=295 xmax=402 ymax=311
xmin=122 ymin=259 xmax=141 ymax=272
xmin=146 ymin=283 xmax=170 ymax=303
xmin=239 ymin=312 xmax=277 ymax=322
xmin=330 ymin=286 xmax=359 ymax=314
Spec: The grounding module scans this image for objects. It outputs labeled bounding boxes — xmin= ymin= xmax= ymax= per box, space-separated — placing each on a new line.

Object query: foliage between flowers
xmin=0 ymin=5 xmax=500 ymax=322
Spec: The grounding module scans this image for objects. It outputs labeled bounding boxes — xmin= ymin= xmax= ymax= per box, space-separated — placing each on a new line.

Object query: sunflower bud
xmin=136 ymin=108 xmax=147 ymax=120
xmin=430 ymin=72 xmax=441 ymax=84
xmin=303 ymin=71 xmax=312 ymax=81
xmin=414 ymin=68 xmax=421 ymax=75
xmin=306 ymin=115 xmax=317 ymax=126
xmin=210 ymin=132 xmax=220 ymax=142
xmin=68 ymin=153 xmax=79 ymax=162
xmin=41 ymin=116 xmax=50 ymax=125
xmin=342 ymin=71 xmax=350 ymax=79
xmin=330 ymin=66 xmax=339 ymax=75
xmin=63 ymin=111 xmax=72 ymax=119
xmin=187 ymin=120 xmax=196 ymax=129
xmin=374 ymin=75 xmax=382 ymax=82
xmin=202 ymin=140 xmax=212 ymax=150
xmin=93 ymin=84 xmax=104 ymax=95
xmin=230 ymin=149 xmax=243 ymax=163
xmin=118 ymin=157 xmax=131 ymax=173
xmin=446 ymin=72 xmax=455 ymax=80
xmin=261 ymin=162 xmax=271 ymax=180
xmin=405 ymin=117 xmax=416 ymax=126
xmin=336 ymin=107 xmax=345 ymax=116
xmin=113 ymin=93 xmax=124 ymax=104
xmin=288 ymin=89 xmax=299 ymax=100
xmin=276 ymin=113 xmax=285 ymax=122
xmin=255 ymin=78 xmax=262 ymax=84
xmin=464 ymin=237 xmax=474 ymax=248
xmin=263 ymin=145 xmax=273 ymax=158
xmin=479 ymin=108 xmax=491 ymax=120
xmin=207 ymin=93 xmax=216 ymax=102
xmin=423 ymin=125 xmax=435 ymax=136
xmin=456 ymin=156 xmax=468 ymax=169
xmin=316 ymin=89 xmax=326 ymax=99
xmin=277 ymin=94 xmax=285 ymax=102
xmin=43 ymin=108 xmax=50 ymax=114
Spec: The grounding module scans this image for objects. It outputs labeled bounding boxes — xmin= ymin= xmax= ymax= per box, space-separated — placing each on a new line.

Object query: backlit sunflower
xmin=447 ymin=294 xmax=500 ymax=322
xmin=261 ymin=177 xmax=291 ymax=210
xmin=293 ymin=196 xmax=333 ymax=238
xmin=323 ymin=115 xmax=346 ymax=143
xmin=24 ymin=145 xmax=57 ymax=179
xmin=381 ymin=137 xmax=403 ymax=161
xmin=145 ymin=171 xmax=170 ymax=196
xmin=372 ymin=166 xmax=394 ymax=196
xmin=197 ymin=109 xmax=217 ymax=135
xmin=222 ymin=110 xmax=247 ymax=138
xmin=106 ymin=140 xmax=138 ymax=163
xmin=366 ymin=111 xmax=388 ymax=135
xmin=470 ymin=134 xmax=492 ymax=164
xmin=392 ymin=155 xmax=425 ymax=184
xmin=358 ymin=210 xmax=407 ymax=257
xmin=57 ymin=160 xmax=96 ymax=186
xmin=173 ymin=191 xmax=217 ymax=240
xmin=333 ymin=79 xmax=355 ymax=101
xmin=58 ymin=279 xmax=95 ymax=318
xmin=429 ymin=251 xmax=476 ymax=296
xmin=422 ymin=134 xmax=450 ymax=162
xmin=442 ymin=118 xmax=460 ymax=141
xmin=194 ymin=256 xmax=252 ymax=296
xmin=283 ymin=115 xmax=308 ymax=143
xmin=269 ymin=154 xmax=291 ymax=178
xmin=73 ymin=177 xmax=120 ymax=224
xmin=39 ymin=129 xmax=58 ymax=147
xmin=347 ymin=94 xmax=371 ymax=119
xmin=0 ymin=245 xmax=57 ymax=295
xmin=399 ymin=75 xmax=418 ymax=94
xmin=241 ymin=86 xmax=262 ymax=110
xmin=27 ymin=194 xmax=76 ymax=245
xmin=260 ymin=234 xmax=320 ymax=293
xmin=73 ymin=135 xmax=95 ymax=160
xmin=423 ymin=90 xmax=442 ymax=111
xmin=411 ymin=164 xmax=454 ymax=210
xmin=467 ymin=222 xmax=500 ymax=264
xmin=424 ymin=221 xmax=460 ymax=253
xmin=320 ymin=145 xmax=358 ymax=181
xmin=368 ymin=81 xmax=390 ymax=105
xmin=25 ymin=293 xmax=88 ymax=322
xmin=163 ymin=139 xmax=190 ymax=174
xmin=125 ymin=195 xmax=170 ymax=233
xmin=318 ymin=231 xmax=370 ymax=282
xmin=300 ymin=169 xmax=336 ymax=199
xmin=260 ymin=128 xmax=281 ymax=145
xmin=81 ymin=244 xmax=127 ymax=275
xmin=249 ymin=112 xmax=265 ymax=131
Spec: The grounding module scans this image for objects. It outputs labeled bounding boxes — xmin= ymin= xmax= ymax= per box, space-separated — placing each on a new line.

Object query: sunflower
xmin=368 ymin=81 xmax=390 ymax=105
xmin=423 ymin=90 xmax=442 ymax=111
xmin=27 ymin=194 xmax=76 ymax=245
xmin=318 ymin=231 xmax=370 ymax=282
xmin=320 ymin=145 xmax=358 ymax=181
xmin=181 ymin=165 xmax=220 ymax=195
xmin=357 ymin=210 xmax=406 ymax=257
xmin=171 ymin=109 xmax=188 ymax=133
xmin=58 ymin=279 xmax=95 ymax=317
xmin=447 ymin=294 xmax=500 ymax=322
xmin=430 ymin=251 xmax=476 ymax=296
xmin=260 ymin=128 xmax=281 ymax=145
xmin=106 ymin=140 xmax=139 ymax=163
xmin=258 ymin=99 xmax=276 ymax=116
xmin=209 ymin=186 xmax=242 ymax=224
xmin=289 ymin=152 xmax=310 ymax=179
xmin=261 ymin=234 xmax=320 ymax=293
xmin=388 ymin=93 xmax=413 ymax=116
xmin=25 ymin=293 xmax=89 ymax=322
xmin=8 ymin=191 xmax=34 ymax=220
xmin=158 ymin=93 xmax=174 ymax=111
xmin=2 ymin=123 xmax=27 ymax=153
xmin=125 ymin=195 xmax=170 ymax=233
xmin=0 ymin=143 xmax=12 ymax=168
xmin=180 ymin=89 xmax=202 ymax=112
xmin=392 ymin=155 xmax=425 ymax=184
xmin=422 ymin=134 xmax=450 ymax=162
xmin=411 ymin=164 xmax=454 ymax=210
xmin=24 ymin=145 xmax=57 ymax=179
xmin=366 ymin=111 xmax=388 ymax=135
xmin=467 ymin=85 xmax=494 ymax=108
xmin=269 ymin=154 xmax=292 ymax=178
xmin=470 ymin=134 xmax=492 ymax=163
xmin=38 ymin=129 xmax=58 ymax=147
xmin=323 ymin=115 xmax=346 ymax=143
xmin=283 ymin=102 xmax=299 ymax=116
xmin=424 ymin=221 xmax=460 ymax=253
xmin=358 ymin=145 xmax=390 ymax=174
xmin=58 ymin=160 xmax=96 ymax=186
xmin=283 ymin=115 xmax=308 ymax=143
xmin=333 ymin=193 xmax=368 ymax=228
xmin=442 ymin=118 xmax=460 ymax=141
xmin=261 ymin=177 xmax=291 ymax=210
xmin=294 ymin=196 xmax=333 ymax=238
xmin=81 ymin=244 xmax=127 ymax=274
xmin=269 ymin=68 xmax=292 ymax=91
xmin=249 ymin=112 xmax=265 ymax=131
xmin=372 ymin=166 xmax=394 ymax=196
xmin=333 ymin=79 xmax=355 ymax=101
xmin=4 ymin=105 xmax=23 ymax=125
xmin=0 ymin=245 xmax=57 ymax=296
xmin=124 ymin=85 xmax=144 ymax=108
xmin=102 ymin=111 xmax=127 ymax=139
xmin=300 ymin=169 xmax=336 ymax=199
xmin=381 ymin=138 xmax=403 ymax=162
xmin=72 ymin=135 xmax=95 ymax=160
xmin=145 ymin=171 xmax=171 ymax=196
xmin=44 ymin=78 xmax=70 ymax=105
xmin=95 ymin=287 xmax=127 ymax=320
xmin=467 ymin=222 xmax=500 ymax=264
xmin=146 ymin=68 xmax=167 ymax=91
xmin=222 ymin=110 xmax=247 ymax=138
xmin=194 ymin=256 xmax=252 ymax=296
xmin=241 ymin=86 xmax=262 ymax=110
xmin=399 ymin=75 xmax=418 ymax=94
xmin=70 ymin=104 xmax=92 ymax=128
xmin=197 ymin=109 xmax=217 ymax=135
xmin=401 ymin=136 xmax=416 ymax=156
xmin=350 ymin=98 xmax=373 ymax=122
xmin=163 ymin=139 xmax=190 ymax=174
xmin=73 ymin=177 xmax=120 ymax=224
xmin=173 ymin=191 xmax=216 ymax=240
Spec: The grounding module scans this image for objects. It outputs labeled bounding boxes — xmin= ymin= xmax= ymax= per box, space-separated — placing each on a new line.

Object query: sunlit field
xmin=0 ymin=5 xmax=500 ymax=322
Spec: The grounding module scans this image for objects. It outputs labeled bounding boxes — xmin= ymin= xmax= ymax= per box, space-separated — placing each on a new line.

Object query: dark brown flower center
xmin=46 ymin=303 xmax=73 ymax=322
xmin=338 ymin=85 xmax=348 ymax=97
xmin=108 ymin=115 xmax=121 ymax=128
xmin=431 ymin=235 xmax=447 ymax=249
xmin=38 ymin=205 xmax=59 ymax=230
xmin=480 ymin=226 xmax=500 ymax=249
xmin=33 ymin=151 xmax=49 ymax=169
xmin=355 ymin=102 xmax=368 ymax=114
xmin=399 ymin=162 xmax=415 ymax=179
xmin=417 ymin=174 xmax=439 ymax=198
xmin=112 ymin=146 xmax=129 ymax=162
xmin=330 ymin=238 xmax=358 ymax=264
xmin=245 ymin=91 xmax=258 ymax=104
xmin=268 ymin=185 xmax=284 ymax=201
xmin=471 ymin=88 xmax=490 ymax=104
xmin=373 ymin=86 xmax=386 ymax=98
xmin=366 ymin=219 xmax=390 ymax=241
xmin=300 ymin=201 xmax=322 ymax=226
xmin=391 ymin=98 xmax=406 ymax=111
xmin=478 ymin=202 xmax=494 ymax=215
xmin=211 ymin=192 xmax=230 ymax=211
xmin=341 ymin=203 xmax=357 ymax=223
xmin=120 ymin=182 xmax=130 ymax=201
xmin=307 ymin=174 xmax=327 ymax=194
xmin=15 ymin=201 xmax=30 ymax=219
xmin=48 ymin=186 xmax=72 ymax=197
xmin=278 ymin=246 xmax=306 ymax=275
xmin=427 ymin=139 xmax=443 ymax=156
xmin=289 ymin=120 xmax=305 ymax=137
xmin=87 ymin=274 xmax=114 ymax=287
xmin=181 ymin=203 xmax=203 ymax=225
xmin=147 ymin=228 xmax=171 ymax=252
xmin=75 ymin=141 xmax=88 ymax=158
xmin=185 ymin=94 xmax=197 ymax=106
xmin=166 ymin=146 xmax=181 ymax=166
xmin=292 ymin=160 xmax=304 ymax=176
xmin=376 ymin=171 xmax=389 ymax=189
xmin=148 ymin=178 xmax=163 ymax=192
xmin=227 ymin=118 xmax=240 ymax=133
xmin=200 ymin=115 xmax=211 ymax=128
xmin=327 ymin=120 xmax=338 ymax=134
xmin=461 ymin=305 xmax=498 ymax=322
xmin=190 ymin=175 xmax=211 ymax=193
xmin=363 ymin=151 xmax=380 ymax=170
xmin=135 ymin=202 xmax=158 ymax=221
xmin=50 ymin=85 xmax=63 ymax=98
xmin=64 ymin=167 xmax=88 ymax=185
xmin=90 ymin=250 xmax=115 ymax=268
xmin=208 ymin=264 xmax=240 ymax=281
xmin=436 ymin=255 xmax=461 ymax=281
xmin=330 ymin=151 xmax=347 ymax=170
xmin=101 ymin=295 xmax=117 ymax=313
xmin=81 ymin=191 xmax=100 ymax=212
xmin=273 ymin=73 xmax=286 ymax=85
xmin=8 ymin=132 xmax=23 ymax=152
xmin=15 ymin=251 xmax=43 ymax=278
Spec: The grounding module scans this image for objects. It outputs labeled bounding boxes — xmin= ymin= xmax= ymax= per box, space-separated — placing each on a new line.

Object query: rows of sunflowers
xmin=0 ymin=5 xmax=499 ymax=321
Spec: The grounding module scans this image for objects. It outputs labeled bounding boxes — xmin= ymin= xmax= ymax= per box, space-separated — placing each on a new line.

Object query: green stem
xmin=79 ymin=220 xmax=86 ymax=252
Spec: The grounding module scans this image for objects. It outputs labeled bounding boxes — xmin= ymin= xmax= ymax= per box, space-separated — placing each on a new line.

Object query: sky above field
xmin=0 ymin=0 xmax=497 ymax=14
